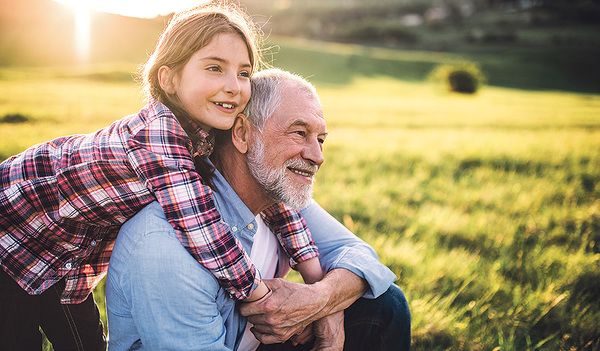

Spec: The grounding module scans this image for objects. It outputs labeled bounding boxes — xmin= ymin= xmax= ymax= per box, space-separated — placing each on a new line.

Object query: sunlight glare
xmin=54 ymin=0 xmax=92 ymax=62
xmin=52 ymin=0 xmax=213 ymax=61
xmin=74 ymin=4 xmax=91 ymax=62
xmin=53 ymin=0 xmax=211 ymax=18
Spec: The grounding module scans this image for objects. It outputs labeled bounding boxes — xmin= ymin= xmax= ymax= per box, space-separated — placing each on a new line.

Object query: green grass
xmin=313 ymin=78 xmax=600 ymax=350
xmin=2 ymin=42 xmax=599 ymax=350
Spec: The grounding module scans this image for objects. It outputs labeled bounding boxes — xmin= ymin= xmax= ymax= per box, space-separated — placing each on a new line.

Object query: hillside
xmin=0 ymin=0 xmax=164 ymax=65
xmin=0 ymin=0 xmax=599 ymax=93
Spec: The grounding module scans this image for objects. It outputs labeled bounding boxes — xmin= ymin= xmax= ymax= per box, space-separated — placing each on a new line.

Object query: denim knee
xmin=344 ymin=284 xmax=411 ymax=351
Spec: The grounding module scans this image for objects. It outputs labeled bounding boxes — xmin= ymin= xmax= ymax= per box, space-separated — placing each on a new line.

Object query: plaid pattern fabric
xmin=261 ymin=202 xmax=319 ymax=267
xmin=0 ymin=100 xmax=316 ymax=303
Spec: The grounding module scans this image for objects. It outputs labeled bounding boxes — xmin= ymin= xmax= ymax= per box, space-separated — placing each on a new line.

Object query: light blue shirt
xmin=106 ymin=168 xmax=396 ymax=350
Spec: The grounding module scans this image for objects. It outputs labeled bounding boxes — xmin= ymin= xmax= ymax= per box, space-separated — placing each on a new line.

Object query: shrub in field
xmin=429 ymin=62 xmax=486 ymax=94
xmin=0 ymin=113 xmax=29 ymax=124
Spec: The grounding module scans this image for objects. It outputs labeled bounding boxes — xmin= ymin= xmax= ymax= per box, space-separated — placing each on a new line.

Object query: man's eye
xmin=294 ymin=131 xmax=306 ymax=137
xmin=318 ymin=138 xmax=325 ymax=144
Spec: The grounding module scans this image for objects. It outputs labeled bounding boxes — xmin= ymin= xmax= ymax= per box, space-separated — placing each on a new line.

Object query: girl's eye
xmin=239 ymin=70 xmax=251 ymax=78
xmin=207 ymin=66 xmax=221 ymax=72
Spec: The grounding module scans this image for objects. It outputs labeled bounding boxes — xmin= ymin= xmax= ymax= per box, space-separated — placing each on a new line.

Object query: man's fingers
xmin=250 ymin=327 xmax=288 ymax=344
xmin=250 ymin=322 xmax=307 ymax=344
xmin=243 ymin=313 xmax=269 ymax=324
xmin=291 ymin=327 xmax=313 ymax=345
xmin=239 ymin=297 xmax=269 ymax=316
xmin=247 ymin=322 xmax=276 ymax=335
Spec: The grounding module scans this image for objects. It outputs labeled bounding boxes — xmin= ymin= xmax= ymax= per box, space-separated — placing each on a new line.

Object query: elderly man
xmin=106 ymin=69 xmax=411 ymax=350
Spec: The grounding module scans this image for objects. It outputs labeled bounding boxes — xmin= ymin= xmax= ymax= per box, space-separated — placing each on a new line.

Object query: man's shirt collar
xmin=210 ymin=165 xmax=257 ymax=248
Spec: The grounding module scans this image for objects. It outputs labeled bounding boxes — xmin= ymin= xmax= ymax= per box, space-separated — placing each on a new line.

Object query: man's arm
xmin=239 ymin=200 xmax=396 ymax=344
xmin=301 ymin=200 xmax=397 ymax=298
xmin=239 ymin=268 xmax=368 ymax=344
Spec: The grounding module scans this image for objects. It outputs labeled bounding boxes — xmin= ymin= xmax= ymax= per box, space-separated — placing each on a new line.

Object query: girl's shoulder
xmin=126 ymin=102 xmax=184 ymax=138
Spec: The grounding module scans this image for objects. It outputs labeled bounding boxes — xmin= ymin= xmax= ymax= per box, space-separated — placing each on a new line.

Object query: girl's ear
xmin=231 ymin=114 xmax=250 ymax=154
xmin=158 ymin=66 xmax=176 ymax=94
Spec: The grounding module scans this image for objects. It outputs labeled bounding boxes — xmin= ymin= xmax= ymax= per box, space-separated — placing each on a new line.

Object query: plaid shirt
xmin=0 ymin=100 xmax=318 ymax=304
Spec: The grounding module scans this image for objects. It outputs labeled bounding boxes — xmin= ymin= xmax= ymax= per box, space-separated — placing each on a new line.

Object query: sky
xmin=52 ymin=0 xmax=210 ymax=18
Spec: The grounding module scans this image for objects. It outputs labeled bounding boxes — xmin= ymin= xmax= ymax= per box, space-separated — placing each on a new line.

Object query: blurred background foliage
xmin=1 ymin=0 xmax=599 ymax=92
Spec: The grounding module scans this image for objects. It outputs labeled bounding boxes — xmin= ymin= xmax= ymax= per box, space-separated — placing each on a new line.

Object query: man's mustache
xmin=284 ymin=158 xmax=318 ymax=178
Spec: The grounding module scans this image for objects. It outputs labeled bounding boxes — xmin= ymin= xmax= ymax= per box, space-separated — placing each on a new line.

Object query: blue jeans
xmin=0 ymin=268 xmax=106 ymax=351
xmin=257 ymin=284 xmax=411 ymax=351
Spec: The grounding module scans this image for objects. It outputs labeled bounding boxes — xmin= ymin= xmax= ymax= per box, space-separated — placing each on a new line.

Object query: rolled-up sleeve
xmin=300 ymin=200 xmax=396 ymax=299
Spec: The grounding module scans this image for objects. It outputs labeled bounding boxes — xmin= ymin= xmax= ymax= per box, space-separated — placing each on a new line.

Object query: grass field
xmin=1 ymin=41 xmax=599 ymax=350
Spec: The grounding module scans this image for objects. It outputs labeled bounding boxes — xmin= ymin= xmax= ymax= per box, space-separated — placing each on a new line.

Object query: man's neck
xmin=211 ymin=146 xmax=274 ymax=216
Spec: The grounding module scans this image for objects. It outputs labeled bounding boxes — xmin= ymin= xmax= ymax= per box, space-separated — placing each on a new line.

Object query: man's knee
xmin=382 ymin=284 xmax=411 ymax=324
xmin=344 ymin=284 xmax=411 ymax=351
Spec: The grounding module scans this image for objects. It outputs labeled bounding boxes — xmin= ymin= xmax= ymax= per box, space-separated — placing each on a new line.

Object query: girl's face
xmin=163 ymin=32 xmax=252 ymax=131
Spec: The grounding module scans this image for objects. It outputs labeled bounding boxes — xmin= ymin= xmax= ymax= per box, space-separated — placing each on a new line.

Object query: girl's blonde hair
xmin=140 ymin=1 xmax=262 ymax=115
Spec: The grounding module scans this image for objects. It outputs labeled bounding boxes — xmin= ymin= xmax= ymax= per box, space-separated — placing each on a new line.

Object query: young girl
xmin=0 ymin=2 xmax=323 ymax=349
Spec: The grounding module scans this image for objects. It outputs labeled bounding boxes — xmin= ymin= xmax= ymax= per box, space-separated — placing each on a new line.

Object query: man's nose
xmin=301 ymin=137 xmax=324 ymax=166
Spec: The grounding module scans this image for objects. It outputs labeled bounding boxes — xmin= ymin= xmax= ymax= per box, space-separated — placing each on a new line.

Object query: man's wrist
xmin=310 ymin=277 xmax=335 ymax=319
xmin=310 ymin=268 xmax=369 ymax=319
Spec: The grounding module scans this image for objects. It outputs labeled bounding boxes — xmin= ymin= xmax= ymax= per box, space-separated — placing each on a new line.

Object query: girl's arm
xmin=260 ymin=203 xmax=320 ymax=269
xmin=295 ymin=257 xmax=325 ymax=284
xmin=127 ymin=107 xmax=260 ymax=301
xmin=245 ymin=281 xmax=270 ymax=302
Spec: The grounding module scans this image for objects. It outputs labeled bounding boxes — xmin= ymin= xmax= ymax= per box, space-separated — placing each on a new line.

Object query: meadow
xmin=1 ymin=40 xmax=599 ymax=350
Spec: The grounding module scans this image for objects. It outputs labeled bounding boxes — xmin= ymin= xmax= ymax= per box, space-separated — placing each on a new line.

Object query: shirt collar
xmin=148 ymin=98 xmax=215 ymax=157
xmin=210 ymin=161 xmax=256 ymax=239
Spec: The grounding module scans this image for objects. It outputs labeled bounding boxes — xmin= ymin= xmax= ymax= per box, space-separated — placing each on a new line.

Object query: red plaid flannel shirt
xmin=0 ymin=100 xmax=318 ymax=303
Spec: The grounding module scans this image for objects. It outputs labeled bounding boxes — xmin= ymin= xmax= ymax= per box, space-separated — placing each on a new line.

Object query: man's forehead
xmin=269 ymin=87 xmax=324 ymax=125
xmin=267 ymin=109 xmax=326 ymax=135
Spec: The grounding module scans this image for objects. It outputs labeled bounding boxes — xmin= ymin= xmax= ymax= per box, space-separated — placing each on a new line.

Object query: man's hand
xmin=290 ymin=323 xmax=314 ymax=346
xmin=239 ymin=278 xmax=328 ymax=344
xmin=311 ymin=311 xmax=345 ymax=351
xmin=239 ymin=269 xmax=368 ymax=344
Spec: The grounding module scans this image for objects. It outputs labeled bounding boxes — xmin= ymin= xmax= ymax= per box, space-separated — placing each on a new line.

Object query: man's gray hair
xmin=244 ymin=69 xmax=320 ymax=131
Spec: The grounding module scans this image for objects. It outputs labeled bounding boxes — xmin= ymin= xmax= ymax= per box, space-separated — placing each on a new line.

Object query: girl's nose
xmin=224 ymin=74 xmax=241 ymax=96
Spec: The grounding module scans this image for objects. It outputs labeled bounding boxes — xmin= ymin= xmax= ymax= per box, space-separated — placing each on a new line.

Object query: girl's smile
xmin=161 ymin=32 xmax=252 ymax=132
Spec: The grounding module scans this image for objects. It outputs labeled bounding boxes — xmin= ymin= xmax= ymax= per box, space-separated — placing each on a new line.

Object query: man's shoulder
xmin=118 ymin=202 xmax=174 ymax=241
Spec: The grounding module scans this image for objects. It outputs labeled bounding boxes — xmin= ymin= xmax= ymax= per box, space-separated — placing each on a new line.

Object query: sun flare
xmin=53 ymin=0 xmax=92 ymax=62
xmin=53 ymin=0 xmax=209 ymax=19
xmin=50 ymin=0 xmax=214 ymax=62
xmin=74 ymin=5 xmax=91 ymax=62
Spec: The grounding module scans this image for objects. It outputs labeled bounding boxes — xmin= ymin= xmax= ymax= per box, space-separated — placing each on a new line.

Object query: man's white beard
xmin=246 ymin=135 xmax=316 ymax=209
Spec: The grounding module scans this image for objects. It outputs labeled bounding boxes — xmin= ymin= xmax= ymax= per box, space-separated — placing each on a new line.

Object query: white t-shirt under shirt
xmin=238 ymin=215 xmax=281 ymax=351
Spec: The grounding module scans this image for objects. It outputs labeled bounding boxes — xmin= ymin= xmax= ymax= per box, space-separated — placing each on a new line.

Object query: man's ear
xmin=158 ymin=66 xmax=176 ymax=94
xmin=231 ymin=114 xmax=250 ymax=154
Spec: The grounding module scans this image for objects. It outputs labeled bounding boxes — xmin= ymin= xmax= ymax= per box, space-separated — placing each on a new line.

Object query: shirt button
xmin=247 ymin=223 xmax=254 ymax=230
xmin=231 ymin=226 xmax=238 ymax=232
xmin=90 ymin=240 xmax=97 ymax=247
xmin=65 ymin=263 xmax=72 ymax=270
